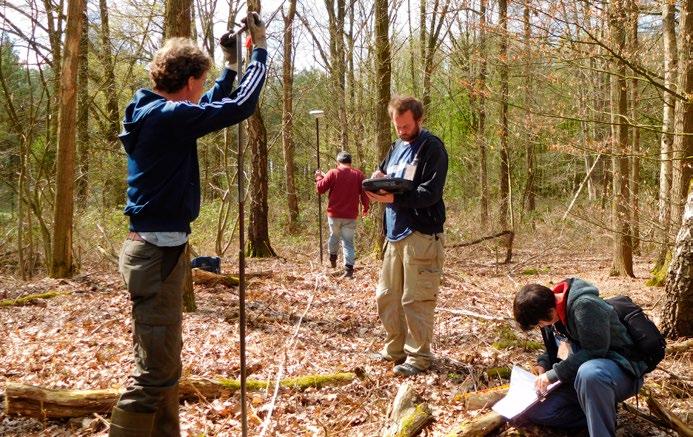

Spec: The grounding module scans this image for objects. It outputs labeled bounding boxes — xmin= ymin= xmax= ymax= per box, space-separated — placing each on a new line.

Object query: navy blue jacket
xmin=378 ymin=130 xmax=448 ymax=235
xmin=120 ymin=48 xmax=267 ymax=233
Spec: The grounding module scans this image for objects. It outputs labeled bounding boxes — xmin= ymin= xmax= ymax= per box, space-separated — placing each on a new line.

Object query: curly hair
xmin=149 ymin=38 xmax=212 ymax=93
xmin=388 ymin=96 xmax=424 ymax=121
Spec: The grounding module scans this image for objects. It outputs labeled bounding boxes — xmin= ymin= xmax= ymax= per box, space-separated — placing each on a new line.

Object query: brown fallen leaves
xmin=0 ymin=233 xmax=690 ymax=436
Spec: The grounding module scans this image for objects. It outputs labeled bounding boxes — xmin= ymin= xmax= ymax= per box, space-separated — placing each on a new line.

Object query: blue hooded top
xmin=120 ymin=48 xmax=267 ymax=233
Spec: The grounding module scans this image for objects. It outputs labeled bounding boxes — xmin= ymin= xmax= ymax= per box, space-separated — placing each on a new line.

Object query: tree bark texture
xmin=76 ymin=0 xmax=89 ymax=204
xmin=50 ymin=0 xmax=85 ymax=278
xmin=498 ymin=0 xmax=511 ymax=230
xmin=628 ymin=0 xmax=640 ymax=254
xmin=662 ymin=191 xmax=693 ymax=338
xmin=326 ymin=0 xmax=347 ymax=150
xmin=671 ymin=0 xmax=693 ymax=225
xmin=282 ymin=0 xmax=299 ymax=228
xmin=477 ymin=0 xmax=489 ymax=228
xmin=164 ymin=0 xmax=193 ymax=38
xmin=247 ymin=108 xmax=276 ymax=257
xmin=374 ymin=0 xmax=391 ymax=161
xmin=522 ymin=1 xmax=535 ymax=215
xmin=656 ymin=0 xmax=678 ymax=269
xmin=608 ymin=0 xmax=634 ymax=277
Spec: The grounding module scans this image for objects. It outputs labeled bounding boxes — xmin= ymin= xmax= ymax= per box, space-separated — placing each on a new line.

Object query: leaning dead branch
xmin=447 ymin=231 xmax=514 ymax=264
xmin=643 ymin=388 xmax=693 ymax=437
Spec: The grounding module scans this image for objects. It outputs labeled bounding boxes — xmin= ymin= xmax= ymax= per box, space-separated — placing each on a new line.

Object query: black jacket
xmin=379 ymin=130 xmax=448 ymax=235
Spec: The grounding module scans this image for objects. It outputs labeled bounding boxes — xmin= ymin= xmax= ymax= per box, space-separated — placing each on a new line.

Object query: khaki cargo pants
xmin=112 ymin=239 xmax=187 ymax=437
xmin=376 ymin=231 xmax=444 ymax=370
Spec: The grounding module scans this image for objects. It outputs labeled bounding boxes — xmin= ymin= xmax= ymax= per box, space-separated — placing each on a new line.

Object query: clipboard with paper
xmin=492 ymin=366 xmax=562 ymax=419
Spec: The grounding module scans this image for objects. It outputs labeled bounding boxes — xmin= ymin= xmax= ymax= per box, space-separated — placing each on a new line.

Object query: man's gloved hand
xmin=244 ymin=11 xmax=267 ymax=50
xmin=220 ymin=31 xmax=238 ymax=71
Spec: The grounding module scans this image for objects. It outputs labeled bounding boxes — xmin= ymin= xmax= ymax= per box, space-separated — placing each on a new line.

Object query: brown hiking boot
xmin=329 ymin=253 xmax=338 ymax=268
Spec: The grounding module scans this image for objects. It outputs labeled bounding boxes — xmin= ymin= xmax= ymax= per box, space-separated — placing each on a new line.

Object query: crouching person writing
xmin=513 ymin=278 xmax=647 ymax=437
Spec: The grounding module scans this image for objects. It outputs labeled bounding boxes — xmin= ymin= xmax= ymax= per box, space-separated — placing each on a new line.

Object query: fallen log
xmin=382 ymin=382 xmax=433 ymax=437
xmin=446 ymin=411 xmax=505 ymax=436
xmin=0 ymin=291 xmax=71 ymax=307
xmin=4 ymin=372 xmax=356 ymax=419
xmin=454 ymin=385 xmax=508 ymax=411
xmin=191 ymin=268 xmax=239 ymax=287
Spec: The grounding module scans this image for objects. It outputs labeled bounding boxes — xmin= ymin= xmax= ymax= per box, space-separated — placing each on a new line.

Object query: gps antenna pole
xmin=236 ymin=28 xmax=248 ymax=437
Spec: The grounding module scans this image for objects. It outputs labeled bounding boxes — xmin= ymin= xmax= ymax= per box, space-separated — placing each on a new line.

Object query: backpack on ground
xmin=605 ymin=295 xmax=666 ymax=373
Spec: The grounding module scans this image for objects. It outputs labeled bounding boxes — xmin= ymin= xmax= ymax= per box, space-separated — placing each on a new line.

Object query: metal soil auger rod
xmin=235 ymin=25 xmax=248 ymax=437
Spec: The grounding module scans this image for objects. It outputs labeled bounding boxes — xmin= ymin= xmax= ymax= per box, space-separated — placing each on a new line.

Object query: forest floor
xmin=0 ymin=219 xmax=691 ymax=436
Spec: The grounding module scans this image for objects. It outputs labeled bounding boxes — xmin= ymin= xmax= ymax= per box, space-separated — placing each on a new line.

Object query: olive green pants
xmin=111 ymin=239 xmax=187 ymax=437
xmin=375 ymin=231 xmax=444 ymax=370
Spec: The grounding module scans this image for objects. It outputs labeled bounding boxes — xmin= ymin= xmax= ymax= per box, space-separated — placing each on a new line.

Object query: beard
xmin=398 ymin=127 xmax=420 ymax=142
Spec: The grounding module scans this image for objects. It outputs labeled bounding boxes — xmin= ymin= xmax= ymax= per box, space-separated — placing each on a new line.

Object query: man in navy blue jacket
xmin=109 ymin=13 xmax=267 ymax=437
xmin=367 ymin=96 xmax=448 ymax=377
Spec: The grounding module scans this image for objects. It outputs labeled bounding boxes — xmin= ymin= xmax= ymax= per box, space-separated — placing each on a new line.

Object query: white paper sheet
xmin=492 ymin=366 xmax=561 ymax=419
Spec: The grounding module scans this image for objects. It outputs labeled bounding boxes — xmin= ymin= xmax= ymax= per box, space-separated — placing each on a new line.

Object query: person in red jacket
xmin=315 ymin=151 xmax=369 ymax=278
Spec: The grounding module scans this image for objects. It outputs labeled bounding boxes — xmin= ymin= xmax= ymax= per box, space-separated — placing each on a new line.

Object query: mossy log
xmin=0 ymin=291 xmax=70 ymax=307
xmin=446 ymin=411 xmax=506 ymax=437
xmin=454 ymin=385 xmax=509 ymax=411
xmin=382 ymin=382 xmax=433 ymax=437
xmin=4 ymin=372 xmax=356 ymax=419
xmin=191 ymin=268 xmax=240 ymax=287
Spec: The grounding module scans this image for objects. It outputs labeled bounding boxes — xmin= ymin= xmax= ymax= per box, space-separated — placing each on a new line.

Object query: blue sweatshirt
xmin=120 ymin=48 xmax=267 ymax=233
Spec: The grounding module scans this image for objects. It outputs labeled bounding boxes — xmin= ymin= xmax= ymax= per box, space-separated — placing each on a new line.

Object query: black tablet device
xmin=362 ymin=177 xmax=415 ymax=193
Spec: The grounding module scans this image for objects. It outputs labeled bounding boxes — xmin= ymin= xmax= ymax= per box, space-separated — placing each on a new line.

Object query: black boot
xmin=342 ymin=264 xmax=354 ymax=278
xmin=108 ymin=406 xmax=155 ymax=437
xmin=329 ymin=253 xmax=338 ymax=268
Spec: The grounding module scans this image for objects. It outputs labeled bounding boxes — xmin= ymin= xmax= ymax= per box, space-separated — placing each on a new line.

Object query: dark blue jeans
xmin=522 ymin=359 xmax=643 ymax=437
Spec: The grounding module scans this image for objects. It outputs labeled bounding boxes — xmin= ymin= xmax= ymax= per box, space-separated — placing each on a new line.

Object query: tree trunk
xmin=661 ymin=191 xmax=693 ymax=338
xmin=609 ymin=0 xmax=634 ymax=277
xmin=522 ymin=1 xmax=535 ymax=216
xmin=247 ymin=108 xmax=276 ymax=257
xmin=655 ymin=0 xmax=678 ymax=269
xmin=326 ymin=0 xmax=347 ymax=150
xmin=478 ymin=0 xmax=489 ymax=228
xmin=282 ymin=0 xmax=299 ymax=229
xmin=164 ymin=0 xmax=193 ymax=38
xmin=76 ymin=0 xmax=89 ymax=204
xmin=164 ymin=0 xmax=195 ymax=308
xmin=498 ymin=0 xmax=511 ymax=230
xmin=50 ymin=0 xmax=85 ymax=279
xmin=628 ymin=0 xmax=641 ymax=255
xmin=373 ymin=0 xmax=391 ymax=254
xmin=671 ymin=0 xmax=693 ymax=226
